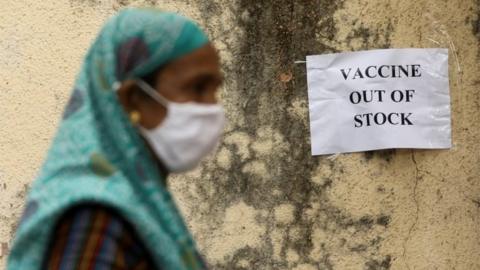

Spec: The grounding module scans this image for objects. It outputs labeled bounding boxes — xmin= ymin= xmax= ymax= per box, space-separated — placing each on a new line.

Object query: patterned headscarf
xmin=7 ymin=7 xmax=210 ymax=270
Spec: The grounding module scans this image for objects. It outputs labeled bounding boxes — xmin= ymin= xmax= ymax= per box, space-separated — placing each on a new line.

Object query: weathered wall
xmin=1 ymin=0 xmax=479 ymax=269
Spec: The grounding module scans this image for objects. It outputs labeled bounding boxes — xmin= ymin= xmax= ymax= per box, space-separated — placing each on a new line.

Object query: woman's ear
xmin=115 ymin=79 xmax=168 ymax=129
xmin=116 ymin=79 xmax=141 ymax=113
xmin=116 ymin=79 xmax=148 ymax=126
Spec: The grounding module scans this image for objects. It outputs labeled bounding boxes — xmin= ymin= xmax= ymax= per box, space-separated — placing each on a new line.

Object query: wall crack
xmin=402 ymin=150 xmax=421 ymax=270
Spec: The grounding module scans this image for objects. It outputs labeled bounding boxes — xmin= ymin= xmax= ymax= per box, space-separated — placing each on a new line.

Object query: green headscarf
xmin=7 ymin=7 xmax=210 ymax=270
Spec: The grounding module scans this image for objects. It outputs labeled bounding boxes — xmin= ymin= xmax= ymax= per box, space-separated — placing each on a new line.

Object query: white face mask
xmin=134 ymin=79 xmax=225 ymax=173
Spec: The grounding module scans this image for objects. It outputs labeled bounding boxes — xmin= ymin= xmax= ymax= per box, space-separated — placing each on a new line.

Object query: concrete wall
xmin=0 ymin=0 xmax=479 ymax=269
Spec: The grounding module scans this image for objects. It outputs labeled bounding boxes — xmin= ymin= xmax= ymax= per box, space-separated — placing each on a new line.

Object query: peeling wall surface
xmin=1 ymin=0 xmax=479 ymax=269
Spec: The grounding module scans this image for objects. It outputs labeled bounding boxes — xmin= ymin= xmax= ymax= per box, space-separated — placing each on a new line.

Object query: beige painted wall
xmin=0 ymin=0 xmax=479 ymax=269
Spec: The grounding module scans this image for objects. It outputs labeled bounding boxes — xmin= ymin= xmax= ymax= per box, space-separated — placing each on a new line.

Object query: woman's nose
xmin=200 ymin=88 xmax=219 ymax=104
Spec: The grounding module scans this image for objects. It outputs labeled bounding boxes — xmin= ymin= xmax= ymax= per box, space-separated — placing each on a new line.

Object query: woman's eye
xmin=193 ymin=82 xmax=207 ymax=92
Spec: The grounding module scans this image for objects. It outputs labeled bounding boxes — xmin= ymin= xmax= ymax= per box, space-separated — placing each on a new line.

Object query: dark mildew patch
xmin=344 ymin=21 xmax=393 ymax=50
xmin=365 ymin=255 xmax=392 ymax=270
xmin=364 ymin=149 xmax=397 ymax=163
xmin=191 ymin=1 xmax=395 ymax=269
xmin=473 ymin=1 xmax=480 ymax=41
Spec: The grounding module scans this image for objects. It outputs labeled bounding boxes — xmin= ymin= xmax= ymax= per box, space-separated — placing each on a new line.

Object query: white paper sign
xmin=306 ymin=48 xmax=451 ymax=155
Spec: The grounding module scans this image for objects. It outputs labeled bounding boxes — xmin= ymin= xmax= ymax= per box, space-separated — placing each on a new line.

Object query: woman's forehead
xmin=173 ymin=44 xmax=219 ymax=67
xmin=160 ymin=44 xmax=221 ymax=78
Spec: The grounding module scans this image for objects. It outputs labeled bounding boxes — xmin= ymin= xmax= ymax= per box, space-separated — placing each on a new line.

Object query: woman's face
xmin=116 ymin=42 xmax=223 ymax=172
xmin=117 ymin=42 xmax=223 ymax=129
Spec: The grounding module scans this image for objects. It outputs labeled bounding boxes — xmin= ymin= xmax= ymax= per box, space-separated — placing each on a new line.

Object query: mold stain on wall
xmin=170 ymin=1 xmax=400 ymax=269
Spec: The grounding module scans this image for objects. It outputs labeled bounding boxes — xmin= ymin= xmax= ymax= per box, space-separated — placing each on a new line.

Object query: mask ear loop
xmin=135 ymin=79 xmax=169 ymax=107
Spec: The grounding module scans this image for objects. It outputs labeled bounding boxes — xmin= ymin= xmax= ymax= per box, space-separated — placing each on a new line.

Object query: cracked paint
xmin=402 ymin=151 xmax=421 ymax=270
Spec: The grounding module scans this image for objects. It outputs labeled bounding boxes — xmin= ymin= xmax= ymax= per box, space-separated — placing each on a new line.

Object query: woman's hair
xmin=136 ymin=67 xmax=162 ymax=100
xmin=141 ymin=68 xmax=158 ymax=87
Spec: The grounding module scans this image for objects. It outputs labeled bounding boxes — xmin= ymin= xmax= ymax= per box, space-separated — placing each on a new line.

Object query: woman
xmin=7 ymin=7 xmax=224 ymax=270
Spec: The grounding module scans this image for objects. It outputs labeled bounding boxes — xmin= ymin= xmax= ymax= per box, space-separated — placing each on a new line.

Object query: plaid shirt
xmin=42 ymin=204 xmax=157 ymax=270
